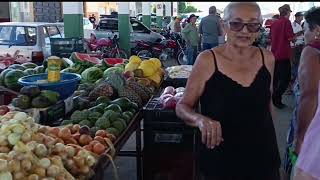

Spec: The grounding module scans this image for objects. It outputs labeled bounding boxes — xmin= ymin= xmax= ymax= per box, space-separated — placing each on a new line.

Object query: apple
xmin=162 ymin=96 xmax=177 ymax=109
xmin=162 ymin=86 xmax=176 ymax=96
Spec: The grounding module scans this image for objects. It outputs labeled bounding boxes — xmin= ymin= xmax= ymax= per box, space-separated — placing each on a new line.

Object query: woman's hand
xmin=195 ymin=114 xmax=223 ymax=149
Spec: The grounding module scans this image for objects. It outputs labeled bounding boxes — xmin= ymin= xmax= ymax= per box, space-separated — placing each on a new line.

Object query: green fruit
xmin=9 ymin=64 xmax=26 ymax=71
xmin=0 ymin=69 xmax=12 ymax=86
xmin=40 ymin=90 xmax=60 ymax=105
xmin=112 ymin=120 xmax=126 ymax=133
xmin=4 ymin=70 xmax=25 ymax=90
xmin=79 ymin=120 xmax=93 ymax=128
xmin=130 ymin=102 xmax=139 ymax=110
xmin=95 ymin=117 xmax=111 ymax=129
xmin=127 ymin=109 xmax=136 ymax=114
xmin=106 ymin=127 xmax=120 ymax=137
xmin=109 ymin=112 xmax=121 ymax=123
xmin=11 ymin=95 xmax=31 ymax=109
xmin=90 ymin=127 xmax=100 ymax=137
xmin=96 ymin=96 xmax=111 ymax=105
xmin=31 ymin=95 xmax=51 ymax=108
xmin=61 ymin=120 xmax=73 ymax=126
xmin=23 ymin=69 xmax=36 ymax=76
xmin=22 ymin=62 xmax=37 ymax=69
xmin=34 ymin=66 xmax=45 ymax=74
xmin=20 ymin=86 xmax=41 ymax=98
xmin=121 ymin=113 xmax=131 ymax=123
xmin=105 ymin=104 xmax=122 ymax=113
xmin=110 ymin=97 xmax=132 ymax=111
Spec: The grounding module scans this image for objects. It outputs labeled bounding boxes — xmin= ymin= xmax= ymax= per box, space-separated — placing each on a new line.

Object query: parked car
xmin=93 ymin=18 xmax=165 ymax=48
xmin=0 ymin=22 xmax=64 ymax=64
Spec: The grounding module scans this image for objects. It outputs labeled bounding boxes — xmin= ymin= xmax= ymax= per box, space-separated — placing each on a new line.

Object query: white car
xmin=0 ymin=22 xmax=64 ymax=64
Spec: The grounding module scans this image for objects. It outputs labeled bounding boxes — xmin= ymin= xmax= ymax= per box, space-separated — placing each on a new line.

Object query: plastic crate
xmin=50 ymin=38 xmax=84 ymax=58
xmin=162 ymin=75 xmax=188 ymax=88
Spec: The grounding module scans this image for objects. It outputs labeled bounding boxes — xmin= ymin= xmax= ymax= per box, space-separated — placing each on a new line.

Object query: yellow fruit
xmin=149 ymin=58 xmax=162 ymax=68
xmin=129 ymin=55 xmax=142 ymax=64
xmin=139 ymin=64 xmax=156 ymax=77
xmin=156 ymin=68 xmax=165 ymax=77
xmin=140 ymin=60 xmax=154 ymax=67
xmin=125 ymin=62 xmax=140 ymax=72
xmin=147 ymin=73 xmax=161 ymax=85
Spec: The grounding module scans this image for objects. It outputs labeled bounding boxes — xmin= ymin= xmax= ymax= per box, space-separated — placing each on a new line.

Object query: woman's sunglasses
xmin=228 ymin=22 xmax=261 ymax=33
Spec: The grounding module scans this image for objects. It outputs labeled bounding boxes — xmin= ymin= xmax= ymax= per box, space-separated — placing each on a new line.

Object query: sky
xmin=190 ymin=2 xmax=319 ymax=15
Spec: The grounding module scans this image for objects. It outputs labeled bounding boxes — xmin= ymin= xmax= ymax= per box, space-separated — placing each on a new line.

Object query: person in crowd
xmin=173 ymin=16 xmax=182 ymax=33
xmin=181 ymin=14 xmax=200 ymax=65
xmin=199 ymin=6 xmax=222 ymax=50
xmin=270 ymin=4 xmax=296 ymax=109
xmin=176 ymin=2 xmax=281 ymax=180
xmin=162 ymin=17 xmax=169 ymax=30
xmin=89 ymin=14 xmax=96 ymax=25
xmin=284 ymin=6 xmax=320 ymax=179
xmin=290 ymin=12 xmax=305 ymax=84
xmin=252 ymin=26 xmax=269 ymax=48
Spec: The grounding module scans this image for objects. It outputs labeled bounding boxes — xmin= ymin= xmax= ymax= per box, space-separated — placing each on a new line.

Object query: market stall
xmin=0 ymin=52 xmax=164 ymax=179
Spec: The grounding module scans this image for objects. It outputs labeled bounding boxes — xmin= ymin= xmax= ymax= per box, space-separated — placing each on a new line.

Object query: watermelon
xmin=9 ymin=64 xmax=26 ymax=71
xmin=0 ymin=69 xmax=12 ymax=86
xmin=4 ymin=70 xmax=25 ymax=90
xmin=81 ymin=67 xmax=103 ymax=83
xmin=34 ymin=66 xmax=45 ymax=74
xmin=103 ymin=58 xmax=124 ymax=66
xmin=103 ymin=67 xmax=124 ymax=79
xmin=22 ymin=62 xmax=37 ymax=69
xmin=70 ymin=52 xmax=101 ymax=64
xmin=23 ymin=69 xmax=36 ymax=76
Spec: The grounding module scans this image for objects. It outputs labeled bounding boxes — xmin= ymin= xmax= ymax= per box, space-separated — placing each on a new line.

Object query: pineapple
xmin=89 ymin=81 xmax=114 ymax=100
xmin=127 ymin=81 xmax=152 ymax=104
xmin=106 ymin=73 xmax=143 ymax=107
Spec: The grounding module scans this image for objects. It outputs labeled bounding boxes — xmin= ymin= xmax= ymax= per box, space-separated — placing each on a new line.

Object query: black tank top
xmin=198 ymin=48 xmax=281 ymax=177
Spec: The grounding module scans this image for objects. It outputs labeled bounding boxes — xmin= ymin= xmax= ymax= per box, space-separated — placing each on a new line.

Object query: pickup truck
xmin=93 ymin=18 xmax=165 ymax=48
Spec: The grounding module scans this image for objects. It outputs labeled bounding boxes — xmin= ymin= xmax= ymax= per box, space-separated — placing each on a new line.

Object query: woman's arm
xmin=261 ymin=48 xmax=276 ymax=122
xmin=295 ymin=47 xmax=320 ymax=154
xmin=176 ymin=50 xmax=223 ymax=149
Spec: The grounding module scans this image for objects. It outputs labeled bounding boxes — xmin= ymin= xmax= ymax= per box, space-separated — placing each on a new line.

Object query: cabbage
xmin=0 ymin=171 xmax=13 ymax=180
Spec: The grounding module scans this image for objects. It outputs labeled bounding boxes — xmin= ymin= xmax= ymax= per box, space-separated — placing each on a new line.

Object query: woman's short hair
xmin=304 ymin=7 xmax=320 ymax=30
xmin=223 ymin=2 xmax=263 ymax=23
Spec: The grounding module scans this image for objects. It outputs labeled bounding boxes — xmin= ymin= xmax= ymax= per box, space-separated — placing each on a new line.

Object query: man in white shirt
xmin=290 ymin=12 xmax=304 ymax=91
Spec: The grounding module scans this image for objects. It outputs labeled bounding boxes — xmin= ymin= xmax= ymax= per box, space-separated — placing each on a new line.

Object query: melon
xmin=70 ymin=52 xmax=101 ymax=64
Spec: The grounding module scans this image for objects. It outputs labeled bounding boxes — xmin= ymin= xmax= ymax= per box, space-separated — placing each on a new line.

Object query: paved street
xmin=104 ymin=58 xmax=295 ymax=180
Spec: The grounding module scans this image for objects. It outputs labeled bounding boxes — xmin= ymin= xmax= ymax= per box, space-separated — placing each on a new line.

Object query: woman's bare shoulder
xmin=192 ymin=50 xmax=216 ymax=80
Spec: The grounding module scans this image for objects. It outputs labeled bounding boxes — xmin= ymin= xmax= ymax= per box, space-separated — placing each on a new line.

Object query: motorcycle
xmin=84 ymin=33 xmax=128 ymax=59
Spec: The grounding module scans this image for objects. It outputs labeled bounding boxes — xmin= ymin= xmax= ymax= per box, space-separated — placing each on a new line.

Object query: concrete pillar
xmin=156 ymin=2 xmax=164 ymax=28
xmin=173 ymin=2 xmax=178 ymax=17
xmin=164 ymin=2 xmax=172 ymax=17
xmin=63 ymin=2 xmax=83 ymax=38
xmin=118 ymin=2 xmax=131 ymax=56
xmin=142 ymin=2 xmax=151 ymax=28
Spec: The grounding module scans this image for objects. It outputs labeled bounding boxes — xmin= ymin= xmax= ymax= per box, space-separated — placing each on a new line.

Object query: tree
xmin=184 ymin=6 xmax=198 ymax=13
xmin=178 ymin=2 xmax=198 ymax=13
xmin=178 ymin=2 xmax=186 ymax=13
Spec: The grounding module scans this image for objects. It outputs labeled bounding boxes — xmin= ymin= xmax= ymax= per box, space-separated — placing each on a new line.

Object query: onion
xmin=11 ymin=124 xmax=25 ymax=134
xmin=0 ymin=139 xmax=9 ymax=146
xmin=58 ymin=128 xmax=71 ymax=140
xmin=0 ymin=159 xmax=8 ymax=171
xmin=79 ymin=165 xmax=90 ymax=174
xmin=72 ymin=125 xmax=81 ymax=134
xmin=65 ymin=159 xmax=75 ymax=170
xmin=35 ymin=144 xmax=48 ymax=157
xmin=7 ymin=151 xmax=16 ymax=159
xmin=21 ymin=159 xmax=32 ymax=171
xmin=34 ymin=167 xmax=46 ymax=177
xmin=39 ymin=158 xmax=51 ymax=169
xmin=95 ymin=130 xmax=108 ymax=137
xmin=31 ymin=133 xmax=44 ymax=143
xmin=0 ymin=146 xmax=10 ymax=153
xmin=93 ymin=143 xmax=106 ymax=155
xmin=79 ymin=135 xmax=92 ymax=146
xmin=0 ymin=171 xmax=13 ymax=180
xmin=49 ymin=127 xmax=60 ymax=137
xmin=54 ymin=143 xmax=65 ymax=153
xmin=47 ymin=164 xmax=60 ymax=177
xmin=13 ymin=172 xmax=24 ymax=180
xmin=73 ymin=156 xmax=85 ymax=167
xmin=26 ymin=141 xmax=38 ymax=151
xmin=65 ymin=146 xmax=75 ymax=157
xmin=0 ymin=135 xmax=7 ymax=146
xmin=86 ymin=155 xmax=96 ymax=167
xmin=13 ymin=112 xmax=27 ymax=121
xmin=8 ymin=160 xmax=21 ymax=172
xmin=8 ymin=133 xmax=21 ymax=145
xmin=38 ymin=126 xmax=48 ymax=134
xmin=21 ymin=132 xmax=32 ymax=143
xmin=27 ymin=174 xmax=39 ymax=180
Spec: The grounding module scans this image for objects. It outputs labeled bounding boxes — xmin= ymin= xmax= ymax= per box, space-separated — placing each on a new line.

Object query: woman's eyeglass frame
xmin=226 ymin=21 xmax=262 ymax=33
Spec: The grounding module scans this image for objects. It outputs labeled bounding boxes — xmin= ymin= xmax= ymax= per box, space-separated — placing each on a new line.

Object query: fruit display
xmin=62 ymin=97 xmax=138 ymax=139
xmin=11 ymin=86 xmax=60 ymax=110
xmin=158 ymin=86 xmax=185 ymax=109
xmin=165 ymin=65 xmax=193 ymax=79
xmin=0 ymin=111 xmax=103 ymax=179
xmin=124 ymin=56 xmax=164 ymax=87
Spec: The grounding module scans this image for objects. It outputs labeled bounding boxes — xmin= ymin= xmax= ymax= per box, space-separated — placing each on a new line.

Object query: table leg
xmin=136 ymin=122 xmax=142 ymax=180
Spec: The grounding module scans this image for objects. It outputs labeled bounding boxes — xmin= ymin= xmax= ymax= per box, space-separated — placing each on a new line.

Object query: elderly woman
xmin=284 ymin=7 xmax=320 ymax=180
xmin=176 ymin=2 xmax=281 ymax=180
